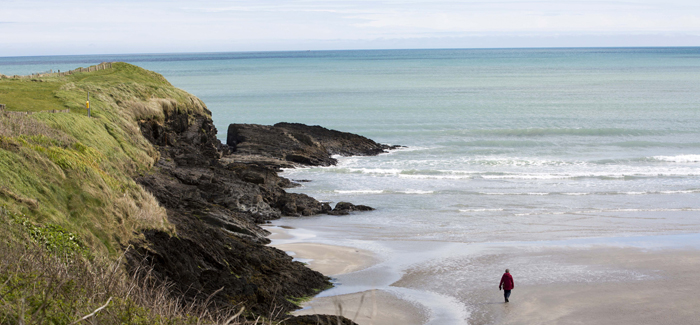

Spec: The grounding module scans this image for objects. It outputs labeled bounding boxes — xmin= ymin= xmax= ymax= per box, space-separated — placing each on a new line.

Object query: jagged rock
xmin=329 ymin=202 xmax=375 ymax=216
xmin=274 ymin=122 xmax=401 ymax=157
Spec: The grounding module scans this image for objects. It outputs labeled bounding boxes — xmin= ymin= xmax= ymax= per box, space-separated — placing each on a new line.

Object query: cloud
xmin=1 ymin=0 xmax=700 ymax=55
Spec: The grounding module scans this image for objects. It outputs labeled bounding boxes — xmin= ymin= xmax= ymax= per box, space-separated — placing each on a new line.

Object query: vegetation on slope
xmin=0 ymin=62 xmax=209 ymax=255
xmin=0 ymin=63 xmax=221 ymax=323
xmin=0 ymin=207 xmax=254 ymax=324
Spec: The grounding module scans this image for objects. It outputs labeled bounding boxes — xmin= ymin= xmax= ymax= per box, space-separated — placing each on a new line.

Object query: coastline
xmin=132 ymin=113 xmax=404 ymax=319
xmin=4 ymin=52 xmax=700 ymax=325
xmin=1 ymin=63 xmax=385 ymax=323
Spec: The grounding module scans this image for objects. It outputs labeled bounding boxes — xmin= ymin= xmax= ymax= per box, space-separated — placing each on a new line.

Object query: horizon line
xmin=2 ymin=45 xmax=700 ymax=59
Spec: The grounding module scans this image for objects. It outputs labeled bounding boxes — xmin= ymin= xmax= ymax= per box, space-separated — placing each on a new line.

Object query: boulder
xmin=329 ymin=202 xmax=375 ymax=216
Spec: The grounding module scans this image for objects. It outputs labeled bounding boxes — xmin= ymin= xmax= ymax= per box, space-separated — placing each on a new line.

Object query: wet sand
xmin=401 ymin=246 xmax=700 ymax=325
xmin=488 ymin=248 xmax=700 ymax=325
xmin=261 ymin=225 xmax=294 ymax=240
xmin=269 ymin=224 xmax=700 ymax=324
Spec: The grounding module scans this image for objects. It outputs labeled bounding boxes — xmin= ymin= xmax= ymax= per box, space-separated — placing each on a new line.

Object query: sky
xmin=1 ymin=0 xmax=700 ymax=56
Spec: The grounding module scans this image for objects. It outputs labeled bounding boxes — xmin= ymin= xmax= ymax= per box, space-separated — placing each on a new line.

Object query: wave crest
xmin=652 ymin=155 xmax=700 ymax=163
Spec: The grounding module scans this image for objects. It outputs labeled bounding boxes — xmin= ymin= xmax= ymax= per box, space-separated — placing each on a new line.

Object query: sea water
xmin=3 ymin=48 xmax=700 ymax=323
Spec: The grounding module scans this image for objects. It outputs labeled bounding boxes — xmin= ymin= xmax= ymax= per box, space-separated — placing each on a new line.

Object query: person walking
xmin=499 ymin=269 xmax=514 ymax=302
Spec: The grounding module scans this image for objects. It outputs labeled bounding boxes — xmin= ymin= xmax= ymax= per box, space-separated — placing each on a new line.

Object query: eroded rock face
xmin=132 ymin=109 xmax=333 ymax=317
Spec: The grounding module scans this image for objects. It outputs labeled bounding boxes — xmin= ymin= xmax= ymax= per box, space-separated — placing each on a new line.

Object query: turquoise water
xmin=4 ymin=48 xmax=700 ymax=323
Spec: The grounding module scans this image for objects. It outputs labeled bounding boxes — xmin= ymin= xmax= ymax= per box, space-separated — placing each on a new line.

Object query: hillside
xmin=0 ymin=63 xmax=196 ymax=255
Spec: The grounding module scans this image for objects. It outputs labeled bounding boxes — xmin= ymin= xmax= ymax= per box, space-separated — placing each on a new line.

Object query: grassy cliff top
xmin=0 ymin=62 xmax=209 ymax=256
xmin=1 ymin=62 xmax=208 ymax=116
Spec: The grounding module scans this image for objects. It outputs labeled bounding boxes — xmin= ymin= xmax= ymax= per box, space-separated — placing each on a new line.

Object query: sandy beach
xmin=488 ymin=247 xmax=700 ymax=325
xmin=268 ymin=220 xmax=700 ymax=325
xmin=267 ymin=226 xmax=430 ymax=324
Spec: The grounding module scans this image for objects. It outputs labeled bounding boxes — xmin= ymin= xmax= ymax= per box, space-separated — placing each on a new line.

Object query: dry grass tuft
xmin=155 ymin=98 xmax=177 ymax=113
xmin=114 ymin=189 xmax=171 ymax=233
xmin=124 ymin=100 xmax=165 ymax=121
xmin=0 ymin=113 xmax=75 ymax=146
xmin=0 ymin=187 xmax=39 ymax=210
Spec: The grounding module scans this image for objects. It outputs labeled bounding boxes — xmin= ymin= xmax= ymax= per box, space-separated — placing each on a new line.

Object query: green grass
xmin=0 ymin=79 xmax=65 ymax=112
xmin=0 ymin=62 xmax=210 ymax=256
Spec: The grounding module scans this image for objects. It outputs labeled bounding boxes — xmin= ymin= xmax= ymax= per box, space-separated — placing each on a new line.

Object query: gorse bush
xmin=8 ymin=210 xmax=90 ymax=259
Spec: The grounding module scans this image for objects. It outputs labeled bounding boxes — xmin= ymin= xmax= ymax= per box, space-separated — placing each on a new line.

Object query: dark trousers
xmin=504 ymin=290 xmax=511 ymax=301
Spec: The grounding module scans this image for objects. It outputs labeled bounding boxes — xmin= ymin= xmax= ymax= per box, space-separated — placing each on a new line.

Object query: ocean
xmin=3 ymin=48 xmax=700 ymax=324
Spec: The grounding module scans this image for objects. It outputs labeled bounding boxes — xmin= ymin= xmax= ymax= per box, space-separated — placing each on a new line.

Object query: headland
xmin=0 ymin=62 xmax=398 ymax=324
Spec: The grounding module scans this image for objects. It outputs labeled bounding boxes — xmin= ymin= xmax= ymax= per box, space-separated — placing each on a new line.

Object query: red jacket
xmin=500 ymin=273 xmax=514 ymax=290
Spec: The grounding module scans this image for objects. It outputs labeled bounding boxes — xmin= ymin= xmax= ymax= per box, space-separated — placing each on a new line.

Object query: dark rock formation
xmin=276 ymin=193 xmax=332 ymax=216
xmin=130 ymin=107 xmax=387 ymax=323
xmin=227 ymin=122 xmax=401 ymax=167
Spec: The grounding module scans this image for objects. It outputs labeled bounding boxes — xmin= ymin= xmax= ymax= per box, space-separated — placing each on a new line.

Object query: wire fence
xmin=0 ymin=101 xmax=71 ymax=116
xmin=1 ymin=109 xmax=72 ymax=116
xmin=1 ymin=62 xmax=113 ymax=79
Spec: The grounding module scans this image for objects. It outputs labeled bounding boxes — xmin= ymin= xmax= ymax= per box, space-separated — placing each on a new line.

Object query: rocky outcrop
xmin=222 ymin=122 xmax=401 ymax=218
xmin=130 ymin=107 xmax=392 ymax=322
xmin=227 ymin=122 xmax=400 ymax=167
